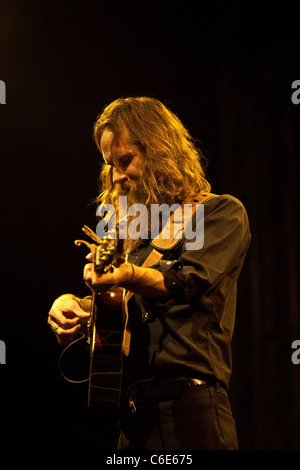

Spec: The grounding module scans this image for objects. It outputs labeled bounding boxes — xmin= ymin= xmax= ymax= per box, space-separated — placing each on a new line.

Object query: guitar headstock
xmin=74 ymin=224 xmax=125 ymax=274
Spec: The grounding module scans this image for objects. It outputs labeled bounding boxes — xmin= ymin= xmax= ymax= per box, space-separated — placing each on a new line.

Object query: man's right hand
xmin=48 ymin=294 xmax=92 ymax=345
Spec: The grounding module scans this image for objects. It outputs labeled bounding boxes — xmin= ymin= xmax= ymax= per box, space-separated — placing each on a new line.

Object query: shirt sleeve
xmin=156 ymin=195 xmax=251 ymax=303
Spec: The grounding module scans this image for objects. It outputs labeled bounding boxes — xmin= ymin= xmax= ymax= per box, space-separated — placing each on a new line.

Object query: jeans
xmin=118 ymin=381 xmax=239 ymax=450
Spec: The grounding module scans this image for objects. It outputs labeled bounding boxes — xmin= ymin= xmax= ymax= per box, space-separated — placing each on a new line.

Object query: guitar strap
xmin=122 ymin=191 xmax=216 ymax=356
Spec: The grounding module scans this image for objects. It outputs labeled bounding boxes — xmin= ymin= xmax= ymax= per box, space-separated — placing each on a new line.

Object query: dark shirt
xmin=124 ymin=194 xmax=251 ymax=389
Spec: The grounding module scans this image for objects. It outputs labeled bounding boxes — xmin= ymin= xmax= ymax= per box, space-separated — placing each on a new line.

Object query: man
xmin=48 ymin=97 xmax=251 ymax=450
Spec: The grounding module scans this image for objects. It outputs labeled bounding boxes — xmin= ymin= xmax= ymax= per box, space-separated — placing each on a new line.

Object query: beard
xmin=118 ymin=179 xmax=151 ymax=254
xmin=117 ymin=178 xmax=148 ymax=205
xmin=103 ymin=178 xmax=153 ymax=255
xmin=98 ymin=175 xmax=183 ymax=255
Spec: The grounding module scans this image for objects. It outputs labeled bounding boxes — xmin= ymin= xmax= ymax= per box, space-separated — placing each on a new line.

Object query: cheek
xmin=127 ymin=159 xmax=142 ymax=180
xmin=127 ymin=169 xmax=140 ymax=180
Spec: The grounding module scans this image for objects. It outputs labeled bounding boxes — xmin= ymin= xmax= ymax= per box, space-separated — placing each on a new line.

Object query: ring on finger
xmin=51 ymin=324 xmax=60 ymax=333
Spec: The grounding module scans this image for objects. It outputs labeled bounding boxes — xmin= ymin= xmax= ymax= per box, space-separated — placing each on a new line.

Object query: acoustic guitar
xmin=73 ymin=224 xmax=125 ymax=408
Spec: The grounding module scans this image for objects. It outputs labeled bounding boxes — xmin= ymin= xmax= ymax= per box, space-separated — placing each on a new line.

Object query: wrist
xmin=121 ymin=262 xmax=135 ymax=287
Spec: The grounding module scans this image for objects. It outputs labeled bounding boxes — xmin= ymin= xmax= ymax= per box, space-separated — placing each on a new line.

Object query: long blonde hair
xmin=93 ymin=96 xmax=211 ymax=209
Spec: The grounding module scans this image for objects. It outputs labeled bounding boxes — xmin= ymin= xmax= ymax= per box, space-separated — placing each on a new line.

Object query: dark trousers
xmin=118 ymin=381 xmax=239 ymax=450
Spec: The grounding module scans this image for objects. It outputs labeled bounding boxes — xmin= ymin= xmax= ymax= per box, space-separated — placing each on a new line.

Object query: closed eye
xmin=116 ymin=153 xmax=134 ymax=169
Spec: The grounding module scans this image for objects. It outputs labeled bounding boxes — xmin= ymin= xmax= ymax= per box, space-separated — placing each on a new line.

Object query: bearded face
xmin=99 ymin=127 xmax=154 ymax=253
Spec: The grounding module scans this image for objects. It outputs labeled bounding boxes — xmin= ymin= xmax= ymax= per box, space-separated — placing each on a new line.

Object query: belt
xmin=127 ymin=377 xmax=214 ymax=413
xmin=152 ymin=377 xmax=211 ymax=400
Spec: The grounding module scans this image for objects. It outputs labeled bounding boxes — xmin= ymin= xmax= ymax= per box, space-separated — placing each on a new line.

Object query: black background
xmin=0 ymin=0 xmax=299 ymax=450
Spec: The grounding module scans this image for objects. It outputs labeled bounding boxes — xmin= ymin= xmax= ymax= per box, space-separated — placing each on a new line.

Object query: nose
xmin=112 ymin=167 xmax=128 ymax=184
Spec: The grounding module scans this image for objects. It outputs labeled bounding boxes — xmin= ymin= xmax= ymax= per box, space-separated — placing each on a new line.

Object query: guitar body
xmin=88 ymin=287 xmax=124 ymax=408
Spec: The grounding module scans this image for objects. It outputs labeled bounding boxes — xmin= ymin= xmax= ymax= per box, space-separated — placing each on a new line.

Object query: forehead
xmin=100 ymin=127 xmax=114 ymax=157
xmin=100 ymin=126 xmax=132 ymax=157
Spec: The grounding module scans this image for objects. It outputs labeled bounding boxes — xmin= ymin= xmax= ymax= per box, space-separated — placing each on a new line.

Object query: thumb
xmin=72 ymin=298 xmax=92 ymax=318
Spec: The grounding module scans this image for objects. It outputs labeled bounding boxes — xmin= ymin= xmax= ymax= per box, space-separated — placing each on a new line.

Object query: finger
xmin=56 ymin=326 xmax=82 ymax=345
xmin=51 ymin=322 xmax=81 ymax=337
xmin=52 ymin=297 xmax=91 ymax=319
xmin=48 ymin=307 xmax=80 ymax=328
xmin=55 ymin=315 xmax=80 ymax=330
xmin=49 ymin=322 xmax=60 ymax=333
xmin=83 ymin=263 xmax=97 ymax=290
xmin=83 ymin=263 xmax=93 ymax=277
xmin=64 ymin=300 xmax=91 ymax=319
xmin=83 ymin=263 xmax=109 ymax=283
xmin=58 ymin=324 xmax=82 ymax=343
